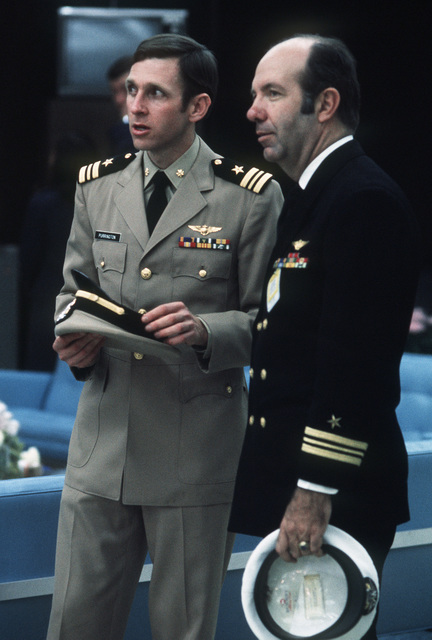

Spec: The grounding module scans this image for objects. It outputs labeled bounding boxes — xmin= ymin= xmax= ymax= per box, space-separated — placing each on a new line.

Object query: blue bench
xmin=1 ymin=352 xmax=432 ymax=639
xmin=0 ymin=358 xmax=83 ymax=467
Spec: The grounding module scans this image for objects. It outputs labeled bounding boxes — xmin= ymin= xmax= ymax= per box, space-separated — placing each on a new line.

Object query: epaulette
xmin=212 ymin=157 xmax=274 ymax=194
xmin=78 ymin=152 xmax=137 ymax=184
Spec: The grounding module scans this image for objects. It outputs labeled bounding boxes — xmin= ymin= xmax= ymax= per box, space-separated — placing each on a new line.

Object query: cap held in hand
xmin=55 ymin=270 xmax=184 ymax=363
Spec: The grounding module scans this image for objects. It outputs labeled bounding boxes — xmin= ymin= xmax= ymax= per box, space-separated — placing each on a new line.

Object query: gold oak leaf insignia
xmin=188 ymin=225 xmax=222 ymax=236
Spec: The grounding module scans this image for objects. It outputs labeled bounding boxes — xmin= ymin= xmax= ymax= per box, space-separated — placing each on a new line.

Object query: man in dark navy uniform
xmin=229 ymin=35 xmax=419 ymax=639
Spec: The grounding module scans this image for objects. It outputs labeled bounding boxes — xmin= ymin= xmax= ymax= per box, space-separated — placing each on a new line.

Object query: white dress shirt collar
xmin=298 ymin=135 xmax=354 ymax=190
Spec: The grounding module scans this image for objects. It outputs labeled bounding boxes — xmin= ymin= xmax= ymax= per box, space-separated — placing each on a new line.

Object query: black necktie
xmin=146 ymin=171 xmax=170 ymax=235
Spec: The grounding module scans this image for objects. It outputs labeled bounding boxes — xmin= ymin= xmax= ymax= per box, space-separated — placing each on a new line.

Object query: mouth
xmin=256 ymin=130 xmax=273 ymax=145
xmin=131 ymin=123 xmax=150 ymax=136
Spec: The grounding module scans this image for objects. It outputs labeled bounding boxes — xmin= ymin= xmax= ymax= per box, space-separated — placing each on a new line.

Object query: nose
xmin=129 ymin=93 xmax=148 ymax=115
xmin=247 ymin=98 xmax=263 ymax=122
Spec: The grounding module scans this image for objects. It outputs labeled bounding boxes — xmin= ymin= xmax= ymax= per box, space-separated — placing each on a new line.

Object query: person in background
xmin=47 ymin=34 xmax=283 ymax=640
xmin=229 ymin=34 xmax=419 ymax=640
xmin=19 ymin=131 xmax=95 ymax=371
xmin=106 ymin=55 xmax=135 ymax=155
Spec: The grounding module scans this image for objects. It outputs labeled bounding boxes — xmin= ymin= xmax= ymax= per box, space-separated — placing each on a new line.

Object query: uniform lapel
xmin=113 ymin=152 xmax=149 ymax=251
xmin=143 ymin=140 xmax=216 ymax=255
xmin=278 ymin=140 xmax=365 ymax=248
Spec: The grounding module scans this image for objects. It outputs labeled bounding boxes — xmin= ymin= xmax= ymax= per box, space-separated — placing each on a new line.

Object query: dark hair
xmin=107 ymin=55 xmax=133 ymax=82
xmin=133 ymin=34 xmax=218 ymax=109
xmin=293 ymin=35 xmax=361 ymax=132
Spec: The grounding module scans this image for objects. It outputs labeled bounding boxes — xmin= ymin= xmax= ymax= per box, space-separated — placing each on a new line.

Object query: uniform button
xmin=260 ymin=369 xmax=267 ymax=380
xmin=133 ymin=352 xmax=144 ymax=360
xmin=249 ymin=368 xmax=254 ymax=379
xmin=256 ymin=322 xmax=263 ymax=331
xmin=141 ymin=267 xmax=152 ymax=280
xmin=100 ymin=260 xmax=105 ymax=268
xmin=199 ymin=269 xmax=207 ymax=278
xmin=263 ymin=318 xmax=268 ymax=329
xmin=249 ymin=415 xmax=255 ymax=426
xmin=260 ymin=417 xmax=266 ymax=428
xmin=226 ymin=385 xmax=233 ymax=395
xmin=138 ymin=308 xmax=146 ymax=315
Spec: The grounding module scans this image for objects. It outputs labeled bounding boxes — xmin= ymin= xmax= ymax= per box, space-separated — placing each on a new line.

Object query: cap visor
xmin=55 ymin=309 xmax=184 ymax=363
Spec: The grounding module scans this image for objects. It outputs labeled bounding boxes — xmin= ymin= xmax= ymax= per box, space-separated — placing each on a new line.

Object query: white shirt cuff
xmin=297 ymin=479 xmax=339 ymax=495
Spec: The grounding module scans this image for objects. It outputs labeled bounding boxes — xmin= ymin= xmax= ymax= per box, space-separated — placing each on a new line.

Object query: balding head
xmin=278 ymin=34 xmax=361 ymax=132
xmin=247 ymin=34 xmax=359 ymax=180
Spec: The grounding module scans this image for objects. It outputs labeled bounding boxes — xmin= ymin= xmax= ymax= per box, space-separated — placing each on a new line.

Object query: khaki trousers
xmin=47 ymin=485 xmax=235 ymax=640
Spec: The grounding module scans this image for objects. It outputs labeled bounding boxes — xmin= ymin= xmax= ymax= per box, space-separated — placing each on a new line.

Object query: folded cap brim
xmin=55 ymin=309 xmax=184 ymax=363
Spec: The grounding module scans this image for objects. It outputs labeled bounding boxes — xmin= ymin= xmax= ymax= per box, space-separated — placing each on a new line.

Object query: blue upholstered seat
xmin=0 ymin=358 xmax=83 ymax=465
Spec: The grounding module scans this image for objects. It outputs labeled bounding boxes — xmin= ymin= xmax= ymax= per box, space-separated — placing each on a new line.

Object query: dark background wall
xmin=1 ymin=0 xmax=431 ymax=261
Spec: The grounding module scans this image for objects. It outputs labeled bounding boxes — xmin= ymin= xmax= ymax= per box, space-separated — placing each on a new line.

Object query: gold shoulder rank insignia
xmin=212 ymin=157 xmax=274 ymax=194
xmin=78 ymin=152 xmax=137 ymax=184
xmin=292 ymin=239 xmax=309 ymax=251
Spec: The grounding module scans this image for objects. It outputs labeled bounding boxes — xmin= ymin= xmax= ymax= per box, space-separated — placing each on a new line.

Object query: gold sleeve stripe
xmin=301 ymin=443 xmax=363 ymax=467
xmin=240 ymin=167 xmax=260 ymax=189
xmin=304 ymin=426 xmax=368 ymax=452
xmin=253 ymin=172 xmax=273 ymax=193
xmin=78 ymin=165 xmax=88 ymax=184
xmin=86 ymin=163 xmax=93 ymax=182
xmin=303 ymin=436 xmax=366 ymax=460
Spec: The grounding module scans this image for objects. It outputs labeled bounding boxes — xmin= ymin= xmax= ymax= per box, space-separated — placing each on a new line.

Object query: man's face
xmin=109 ymin=72 xmax=129 ymax=118
xmin=126 ymin=57 xmax=195 ymax=167
xmin=247 ymin=39 xmax=319 ymax=181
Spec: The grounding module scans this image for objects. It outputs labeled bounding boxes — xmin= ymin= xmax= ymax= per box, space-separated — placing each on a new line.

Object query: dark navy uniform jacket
xmin=229 ymin=140 xmax=419 ymax=538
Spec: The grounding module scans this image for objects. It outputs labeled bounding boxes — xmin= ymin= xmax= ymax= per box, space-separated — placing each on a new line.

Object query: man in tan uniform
xmin=47 ymin=34 xmax=283 ymax=639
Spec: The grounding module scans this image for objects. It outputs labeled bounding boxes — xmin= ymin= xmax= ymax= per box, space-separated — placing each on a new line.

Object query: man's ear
xmin=189 ymin=93 xmax=212 ymax=123
xmin=316 ymin=88 xmax=340 ymax=123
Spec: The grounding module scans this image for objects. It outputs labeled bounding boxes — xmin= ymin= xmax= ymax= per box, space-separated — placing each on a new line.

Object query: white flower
xmin=4 ymin=418 xmax=20 ymax=436
xmin=0 ymin=400 xmax=20 ymax=435
xmin=18 ymin=447 xmax=41 ymax=473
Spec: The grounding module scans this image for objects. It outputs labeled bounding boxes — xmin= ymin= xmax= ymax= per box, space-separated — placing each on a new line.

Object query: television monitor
xmin=57 ymin=7 xmax=189 ymax=97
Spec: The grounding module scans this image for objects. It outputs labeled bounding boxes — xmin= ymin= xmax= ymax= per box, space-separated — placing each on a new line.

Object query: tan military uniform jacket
xmin=56 ymin=138 xmax=283 ymax=506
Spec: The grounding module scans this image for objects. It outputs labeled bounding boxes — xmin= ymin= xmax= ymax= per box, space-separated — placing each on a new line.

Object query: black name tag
xmin=95 ymin=231 xmax=121 ymax=242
